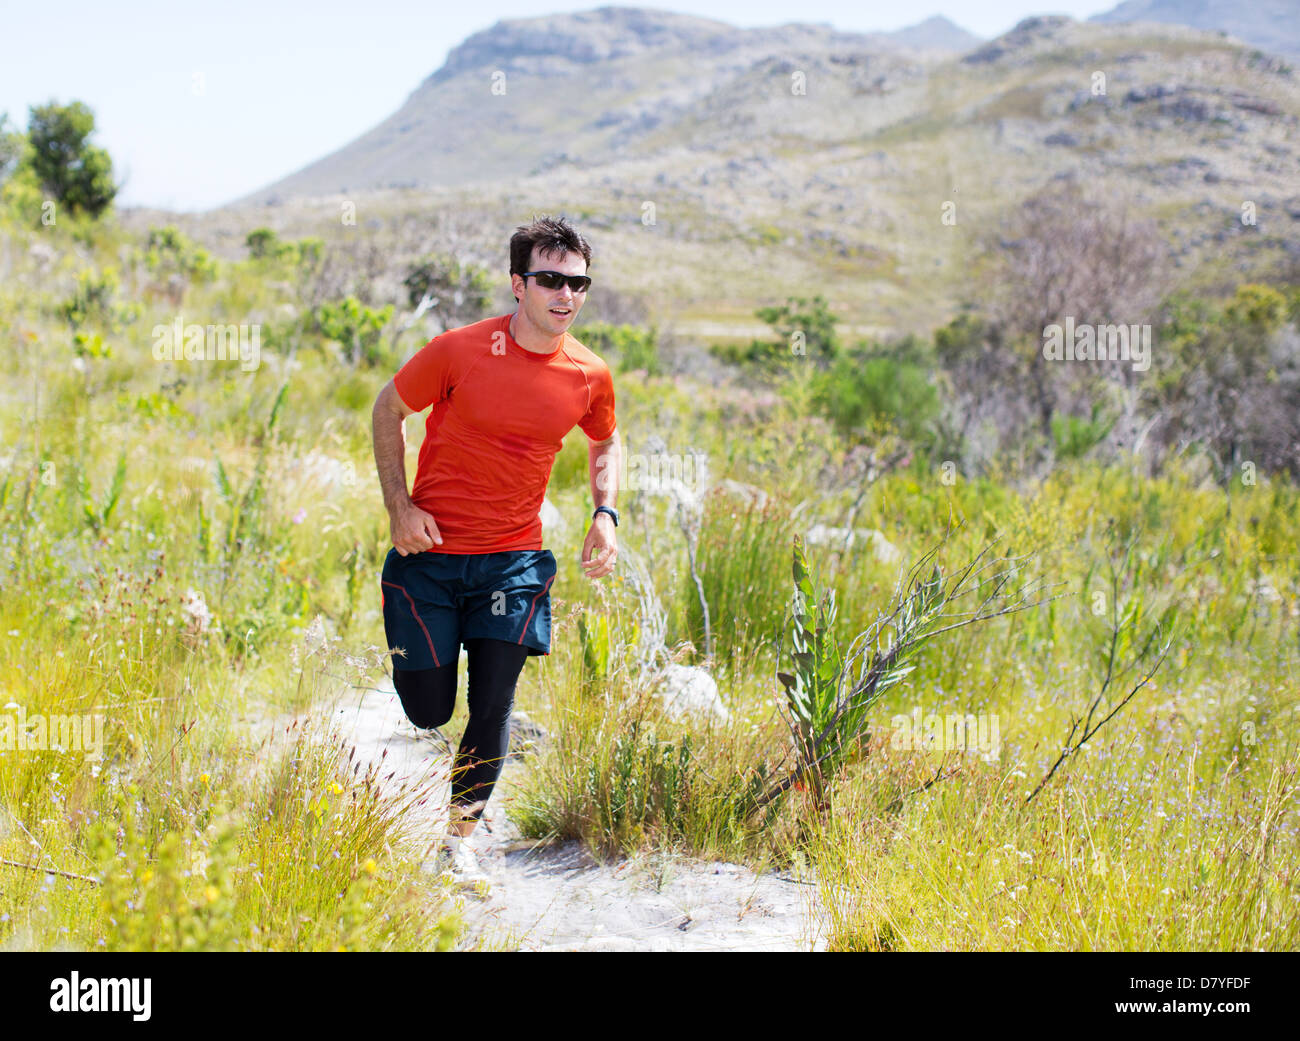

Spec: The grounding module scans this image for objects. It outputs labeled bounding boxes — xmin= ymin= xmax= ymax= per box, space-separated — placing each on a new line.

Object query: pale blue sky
xmin=1 ymin=1 xmax=1115 ymax=212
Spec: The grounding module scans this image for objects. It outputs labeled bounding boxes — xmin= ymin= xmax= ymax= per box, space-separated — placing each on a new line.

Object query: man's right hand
xmin=389 ymin=500 xmax=443 ymax=555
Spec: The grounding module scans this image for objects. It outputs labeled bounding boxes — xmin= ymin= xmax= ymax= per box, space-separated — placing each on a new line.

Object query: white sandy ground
xmin=319 ymin=680 xmax=829 ymax=951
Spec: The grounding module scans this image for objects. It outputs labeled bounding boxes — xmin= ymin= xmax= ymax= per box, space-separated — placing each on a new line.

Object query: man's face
xmin=512 ymin=246 xmax=588 ymax=336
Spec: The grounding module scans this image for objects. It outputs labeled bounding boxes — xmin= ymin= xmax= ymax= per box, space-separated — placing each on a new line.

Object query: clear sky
xmin=0 ymin=0 xmax=1117 ymax=212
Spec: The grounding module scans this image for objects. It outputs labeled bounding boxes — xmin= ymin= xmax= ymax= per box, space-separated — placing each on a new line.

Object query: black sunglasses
xmin=522 ymin=270 xmax=592 ymax=293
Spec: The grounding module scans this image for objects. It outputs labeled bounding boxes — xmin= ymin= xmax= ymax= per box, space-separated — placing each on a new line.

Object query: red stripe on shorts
xmin=381 ymin=579 xmax=441 ymax=668
xmin=517 ymin=571 xmax=556 ymax=646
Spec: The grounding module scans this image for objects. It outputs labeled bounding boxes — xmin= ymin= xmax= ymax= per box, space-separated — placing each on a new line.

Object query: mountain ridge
xmin=233 ymin=6 xmax=979 ymax=206
xmin=1091 ymin=0 xmax=1300 ymax=58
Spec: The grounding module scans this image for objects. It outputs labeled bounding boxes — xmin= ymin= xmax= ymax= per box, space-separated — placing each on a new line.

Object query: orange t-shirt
xmin=392 ymin=313 xmax=617 ymax=554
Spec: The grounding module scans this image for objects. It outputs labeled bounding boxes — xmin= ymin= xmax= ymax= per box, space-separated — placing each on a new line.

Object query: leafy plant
xmin=78 ymin=450 xmax=127 ymax=534
xmin=314 ymin=297 xmax=394 ymax=368
xmin=751 ymin=527 xmax=1055 ymax=822
xmin=1051 ymin=401 xmax=1117 ymax=461
xmin=711 ymin=295 xmax=840 ymax=371
xmin=577 ymin=612 xmax=612 ymax=698
xmin=144 ymin=225 xmax=216 ymax=284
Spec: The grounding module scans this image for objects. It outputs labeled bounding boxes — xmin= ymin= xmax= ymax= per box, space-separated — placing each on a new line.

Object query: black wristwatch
xmin=593 ymin=505 xmax=619 ymax=527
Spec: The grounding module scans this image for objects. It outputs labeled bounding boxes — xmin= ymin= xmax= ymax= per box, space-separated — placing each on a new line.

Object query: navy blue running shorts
xmin=380 ymin=547 xmax=557 ymax=670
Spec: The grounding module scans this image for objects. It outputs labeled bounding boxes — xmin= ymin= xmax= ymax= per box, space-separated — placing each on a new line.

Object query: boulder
xmin=508 ymin=709 xmax=551 ymax=758
xmin=804 ymin=524 xmax=901 ymax=564
xmin=654 ymin=664 xmax=729 ymax=723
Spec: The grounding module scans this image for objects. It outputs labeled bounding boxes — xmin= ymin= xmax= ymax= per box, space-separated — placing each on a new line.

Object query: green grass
xmin=2 ymin=198 xmax=1298 ymax=952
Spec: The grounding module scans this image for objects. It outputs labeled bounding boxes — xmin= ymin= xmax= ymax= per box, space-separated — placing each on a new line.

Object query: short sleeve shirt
xmin=392 ymin=313 xmax=617 ymax=553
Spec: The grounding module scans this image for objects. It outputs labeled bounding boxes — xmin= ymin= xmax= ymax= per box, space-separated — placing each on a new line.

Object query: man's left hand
xmin=581 ymin=513 xmax=618 ymax=580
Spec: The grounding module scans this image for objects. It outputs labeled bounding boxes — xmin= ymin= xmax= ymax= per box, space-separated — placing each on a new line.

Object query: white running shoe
xmin=428 ymin=839 xmax=490 ymax=891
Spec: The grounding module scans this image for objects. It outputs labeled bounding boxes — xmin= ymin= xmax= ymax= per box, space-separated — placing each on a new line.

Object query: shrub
xmin=578 ymin=321 xmax=661 ymax=375
xmin=25 ymin=101 xmax=116 ymax=219
xmin=813 ymin=337 xmax=939 ymax=444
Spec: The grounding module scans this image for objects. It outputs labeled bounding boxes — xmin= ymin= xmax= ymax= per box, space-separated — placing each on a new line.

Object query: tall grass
xmin=3 ymin=211 xmax=1297 ymax=950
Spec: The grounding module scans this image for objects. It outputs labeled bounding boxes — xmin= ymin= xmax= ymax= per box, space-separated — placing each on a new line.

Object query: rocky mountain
xmin=233 ymin=7 xmax=973 ymax=205
xmin=1091 ymin=0 xmax=1300 ymax=59
xmin=216 ymin=8 xmax=1300 ymax=335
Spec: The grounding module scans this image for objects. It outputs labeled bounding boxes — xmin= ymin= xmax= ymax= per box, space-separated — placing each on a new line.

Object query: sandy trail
xmin=323 ymin=680 xmax=827 ymax=951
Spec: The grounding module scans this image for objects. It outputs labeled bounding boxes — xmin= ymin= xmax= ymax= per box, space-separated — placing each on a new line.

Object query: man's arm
xmin=590 ymin=427 xmax=621 ymax=512
xmin=581 ymin=427 xmax=620 ymax=580
xmin=372 ymin=379 xmax=442 ymax=555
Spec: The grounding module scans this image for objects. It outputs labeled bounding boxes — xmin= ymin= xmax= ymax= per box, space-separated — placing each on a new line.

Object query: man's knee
xmin=393 ymin=666 xmax=455 ymax=729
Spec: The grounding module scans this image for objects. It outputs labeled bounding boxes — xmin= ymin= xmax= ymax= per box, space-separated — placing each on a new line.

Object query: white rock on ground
xmin=653 ymin=663 xmax=729 ymax=723
xmin=804 ymin=524 xmax=901 ymax=564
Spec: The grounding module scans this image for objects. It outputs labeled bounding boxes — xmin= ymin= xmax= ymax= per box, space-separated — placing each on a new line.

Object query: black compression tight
xmin=391 ymin=637 xmax=530 ymax=822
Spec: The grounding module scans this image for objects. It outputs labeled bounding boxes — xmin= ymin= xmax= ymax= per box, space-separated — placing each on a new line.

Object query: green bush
xmin=711 ymin=295 xmax=840 ymax=371
xmin=577 ymin=321 xmax=661 ymax=375
xmin=145 ymin=226 xmax=217 ymax=284
xmin=314 ymin=297 xmax=394 ymax=368
xmin=1051 ymin=402 xmax=1117 ymax=460
xmin=812 ymin=337 xmax=939 ymax=443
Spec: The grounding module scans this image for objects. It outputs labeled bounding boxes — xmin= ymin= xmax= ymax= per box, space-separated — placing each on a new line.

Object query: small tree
xmin=399 ymin=253 xmax=492 ymax=337
xmin=26 ymin=101 xmax=117 ymax=219
xmin=984 ymin=179 xmax=1169 ymax=447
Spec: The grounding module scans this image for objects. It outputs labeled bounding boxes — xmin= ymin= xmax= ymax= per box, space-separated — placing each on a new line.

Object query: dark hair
xmin=509 ymin=215 xmax=592 ymax=299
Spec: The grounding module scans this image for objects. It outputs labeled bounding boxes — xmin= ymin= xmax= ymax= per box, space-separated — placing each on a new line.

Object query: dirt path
xmin=324 ymin=680 xmax=827 ymax=952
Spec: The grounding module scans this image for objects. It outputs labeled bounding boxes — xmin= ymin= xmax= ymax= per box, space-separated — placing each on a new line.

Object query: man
xmin=371 ymin=214 xmax=621 ymax=886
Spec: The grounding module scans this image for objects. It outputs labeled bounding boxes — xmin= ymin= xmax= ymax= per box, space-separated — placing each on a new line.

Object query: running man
xmin=371 ymin=215 xmax=621 ymax=882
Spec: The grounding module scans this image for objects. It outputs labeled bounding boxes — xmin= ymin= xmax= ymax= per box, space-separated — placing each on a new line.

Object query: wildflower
xmin=204 ymin=885 xmax=220 ymax=903
xmin=181 ymin=590 xmax=212 ymax=635
xmin=363 ymin=859 xmax=378 ymax=876
xmin=293 ymin=508 xmax=307 ymax=524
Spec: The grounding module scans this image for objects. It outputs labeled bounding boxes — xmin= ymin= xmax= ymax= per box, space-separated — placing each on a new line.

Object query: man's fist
xmin=581 ymin=512 xmax=618 ymax=580
xmin=390 ymin=501 xmax=443 ymax=556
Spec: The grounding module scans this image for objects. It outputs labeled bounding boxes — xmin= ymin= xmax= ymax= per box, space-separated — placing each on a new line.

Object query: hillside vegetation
xmin=1 ymin=11 xmax=1298 ymax=950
